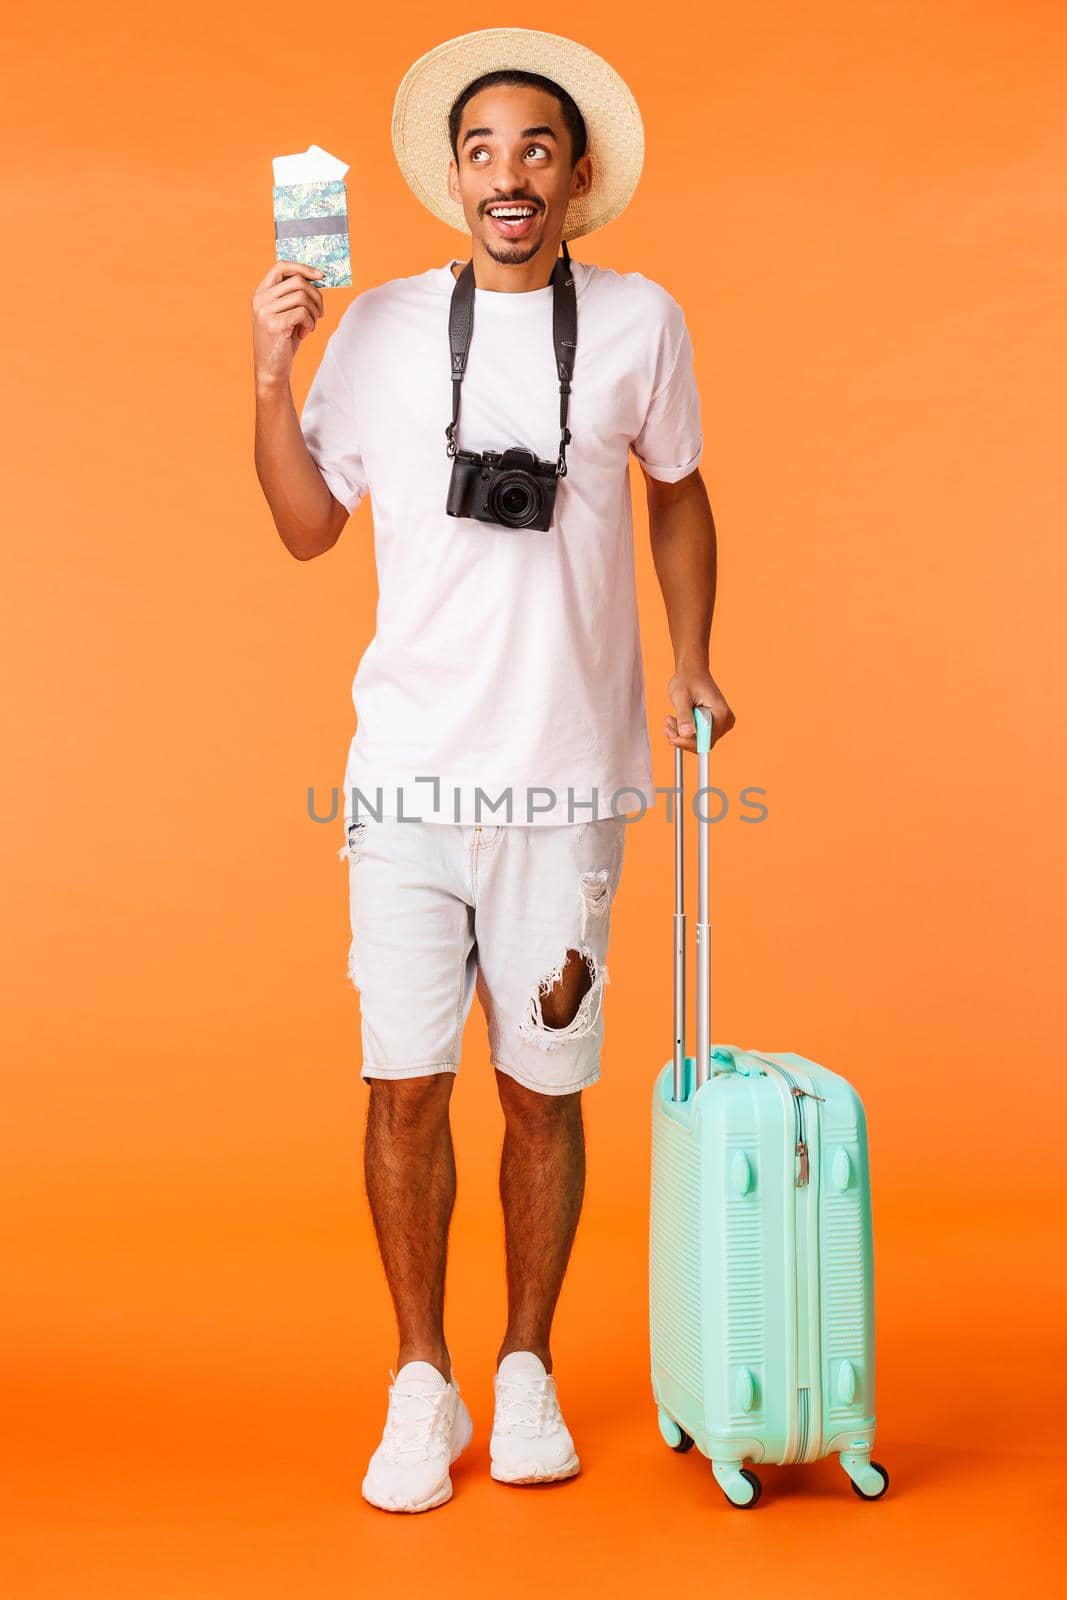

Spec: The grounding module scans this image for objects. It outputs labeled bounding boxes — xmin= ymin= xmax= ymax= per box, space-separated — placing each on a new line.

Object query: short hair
xmin=448 ymin=70 xmax=589 ymax=170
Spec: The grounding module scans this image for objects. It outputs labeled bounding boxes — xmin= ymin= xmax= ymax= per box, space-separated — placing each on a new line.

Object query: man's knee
xmin=495 ymin=1067 xmax=583 ymax=1131
xmin=367 ymin=1072 xmax=455 ymax=1136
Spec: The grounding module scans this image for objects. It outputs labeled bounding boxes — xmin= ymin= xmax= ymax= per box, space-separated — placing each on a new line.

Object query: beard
xmin=481 ymin=238 xmax=543 ymax=266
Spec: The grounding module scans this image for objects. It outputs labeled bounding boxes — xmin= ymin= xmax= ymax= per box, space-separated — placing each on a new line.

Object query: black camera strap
xmin=445 ymin=238 xmax=577 ymax=477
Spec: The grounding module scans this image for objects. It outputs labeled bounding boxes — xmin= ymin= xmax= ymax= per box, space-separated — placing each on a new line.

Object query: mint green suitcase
xmin=649 ymin=708 xmax=889 ymax=1508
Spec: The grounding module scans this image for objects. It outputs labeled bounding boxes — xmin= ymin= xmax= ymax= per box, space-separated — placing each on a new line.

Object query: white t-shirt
xmin=299 ymin=256 xmax=703 ymax=827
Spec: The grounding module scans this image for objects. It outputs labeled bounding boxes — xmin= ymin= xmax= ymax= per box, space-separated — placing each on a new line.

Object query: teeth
xmin=489 ymin=207 xmax=535 ymax=218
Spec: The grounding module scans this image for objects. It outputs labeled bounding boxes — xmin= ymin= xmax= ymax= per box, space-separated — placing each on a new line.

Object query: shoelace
xmin=381 ymin=1372 xmax=453 ymax=1461
xmin=494 ymin=1373 xmax=559 ymax=1434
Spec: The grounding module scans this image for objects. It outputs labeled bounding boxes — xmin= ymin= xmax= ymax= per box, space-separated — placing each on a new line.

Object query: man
xmin=252 ymin=27 xmax=735 ymax=1514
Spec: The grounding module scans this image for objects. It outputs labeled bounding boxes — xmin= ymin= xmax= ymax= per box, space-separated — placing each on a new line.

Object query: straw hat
xmin=391 ymin=27 xmax=645 ymax=241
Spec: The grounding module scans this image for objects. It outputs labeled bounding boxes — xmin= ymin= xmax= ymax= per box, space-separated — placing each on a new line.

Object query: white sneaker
xmin=361 ymin=1360 xmax=473 ymax=1513
xmin=489 ymin=1351 xmax=580 ymax=1484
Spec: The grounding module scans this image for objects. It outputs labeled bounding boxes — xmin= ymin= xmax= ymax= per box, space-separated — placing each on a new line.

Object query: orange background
xmin=3 ymin=1 xmax=1065 ymax=1592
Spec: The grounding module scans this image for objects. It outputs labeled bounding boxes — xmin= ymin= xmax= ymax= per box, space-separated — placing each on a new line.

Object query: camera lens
xmin=487 ymin=471 xmax=541 ymax=528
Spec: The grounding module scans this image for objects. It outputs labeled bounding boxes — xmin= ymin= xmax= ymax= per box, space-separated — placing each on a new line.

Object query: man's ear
xmin=572 ymin=154 xmax=594 ymax=201
xmin=446 ymin=159 xmax=460 ymax=206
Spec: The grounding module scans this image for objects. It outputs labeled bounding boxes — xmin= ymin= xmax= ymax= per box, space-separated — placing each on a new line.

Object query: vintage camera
xmin=445 ymin=445 xmax=560 ymax=532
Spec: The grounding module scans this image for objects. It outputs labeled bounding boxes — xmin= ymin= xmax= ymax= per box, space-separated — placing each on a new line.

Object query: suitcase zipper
xmin=750 ymin=1055 xmax=825 ymax=1188
xmin=750 ymin=1055 xmax=825 ymax=1463
xmin=797 ymin=1386 xmax=810 ymax=1460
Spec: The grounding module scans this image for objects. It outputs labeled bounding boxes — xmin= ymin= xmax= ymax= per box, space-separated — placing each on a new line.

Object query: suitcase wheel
xmin=712 ymin=1462 xmax=762 ymax=1508
xmin=657 ymin=1408 xmax=695 ymax=1452
xmin=849 ymin=1461 xmax=890 ymax=1501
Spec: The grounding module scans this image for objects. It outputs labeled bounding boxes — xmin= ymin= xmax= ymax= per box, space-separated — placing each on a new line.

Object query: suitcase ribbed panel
xmin=650 ymin=1109 xmax=703 ymax=1406
xmin=818 ymin=1092 xmax=875 ymax=1432
xmin=822 ymin=1193 xmax=867 ymax=1423
xmin=722 ymin=1132 xmax=765 ymax=1424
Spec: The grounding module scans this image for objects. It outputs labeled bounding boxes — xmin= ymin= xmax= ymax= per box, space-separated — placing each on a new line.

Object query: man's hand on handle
xmin=664 ymin=668 xmax=736 ymax=753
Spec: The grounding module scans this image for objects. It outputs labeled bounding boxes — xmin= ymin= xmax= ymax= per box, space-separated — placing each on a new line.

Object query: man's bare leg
xmin=493 ymin=946 xmax=593 ymax=1371
xmin=364 ymin=1074 xmax=457 ymax=1383
xmin=494 ymin=1082 xmax=587 ymax=1371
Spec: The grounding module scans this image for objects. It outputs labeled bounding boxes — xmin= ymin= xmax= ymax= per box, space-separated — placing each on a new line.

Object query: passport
xmin=272 ymin=145 xmax=351 ymax=288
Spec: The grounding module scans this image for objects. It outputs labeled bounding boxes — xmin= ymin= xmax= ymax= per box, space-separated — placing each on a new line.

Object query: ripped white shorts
xmin=337 ymin=816 xmax=628 ymax=1096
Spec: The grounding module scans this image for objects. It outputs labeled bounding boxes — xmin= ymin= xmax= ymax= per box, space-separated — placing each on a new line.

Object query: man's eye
xmin=470 ymin=145 xmax=549 ymax=161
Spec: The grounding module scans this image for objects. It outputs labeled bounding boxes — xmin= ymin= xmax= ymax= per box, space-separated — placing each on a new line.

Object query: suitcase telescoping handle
xmin=673 ymin=705 xmax=714 ymax=1101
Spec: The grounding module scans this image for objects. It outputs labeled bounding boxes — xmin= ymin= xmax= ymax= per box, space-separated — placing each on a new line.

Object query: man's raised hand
xmin=251 ymin=260 xmax=327 ymax=391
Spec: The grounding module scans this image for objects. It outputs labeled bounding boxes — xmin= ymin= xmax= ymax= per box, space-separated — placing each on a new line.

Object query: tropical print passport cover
xmin=273 ymin=179 xmax=351 ymax=287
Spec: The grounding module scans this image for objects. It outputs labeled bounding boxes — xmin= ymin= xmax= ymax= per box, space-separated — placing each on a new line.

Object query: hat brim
xmin=391 ymin=27 xmax=645 ymax=241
